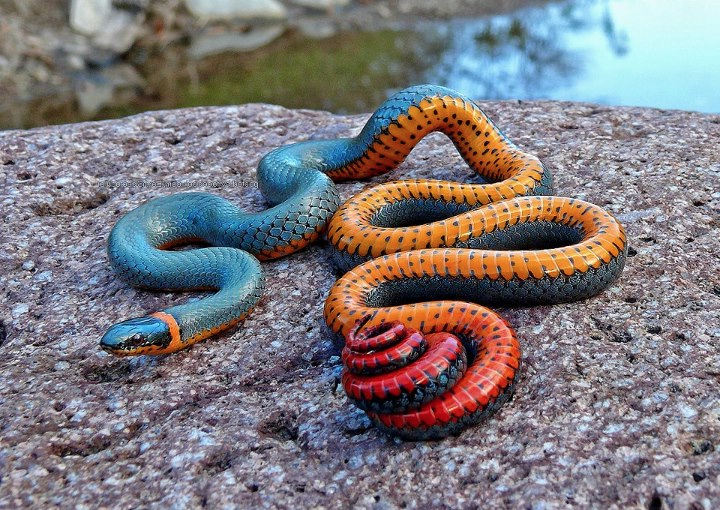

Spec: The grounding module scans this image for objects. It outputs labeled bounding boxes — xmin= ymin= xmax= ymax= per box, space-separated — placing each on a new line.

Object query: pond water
xmin=435 ymin=0 xmax=720 ymax=113
xmin=122 ymin=0 xmax=720 ymax=116
xmin=9 ymin=0 xmax=720 ymax=129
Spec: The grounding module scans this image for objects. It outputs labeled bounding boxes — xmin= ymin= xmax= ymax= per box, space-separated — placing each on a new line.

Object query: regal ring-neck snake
xmin=101 ymin=85 xmax=626 ymax=440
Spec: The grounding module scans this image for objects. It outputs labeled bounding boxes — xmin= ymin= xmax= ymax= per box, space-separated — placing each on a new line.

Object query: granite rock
xmin=0 ymin=100 xmax=719 ymax=508
xmin=290 ymin=0 xmax=351 ymax=11
xmin=69 ymin=0 xmax=146 ymax=53
xmin=188 ymin=25 xmax=287 ymax=58
xmin=90 ymin=9 xmax=146 ymax=54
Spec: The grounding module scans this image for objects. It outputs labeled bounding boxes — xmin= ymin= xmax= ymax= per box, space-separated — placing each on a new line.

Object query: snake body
xmin=101 ymin=85 xmax=626 ymax=441
xmin=321 ymin=85 xmax=627 ymax=439
xmin=105 ymin=85 xmax=509 ymax=354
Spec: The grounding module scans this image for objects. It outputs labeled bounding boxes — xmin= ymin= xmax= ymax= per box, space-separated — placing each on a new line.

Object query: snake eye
xmin=128 ymin=333 xmax=147 ymax=347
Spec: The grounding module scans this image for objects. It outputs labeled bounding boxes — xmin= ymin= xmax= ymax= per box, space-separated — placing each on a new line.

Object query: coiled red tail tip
xmin=345 ymin=315 xmax=415 ymax=351
xmin=338 ymin=313 xmax=520 ymax=440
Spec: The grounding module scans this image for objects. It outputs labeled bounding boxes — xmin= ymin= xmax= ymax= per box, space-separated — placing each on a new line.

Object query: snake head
xmin=100 ymin=316 xmax=173 ymax=356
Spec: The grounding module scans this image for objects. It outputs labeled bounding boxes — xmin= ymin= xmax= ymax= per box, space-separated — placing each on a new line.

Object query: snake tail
xmin=342 ymin=314 xmax=520 ymax=440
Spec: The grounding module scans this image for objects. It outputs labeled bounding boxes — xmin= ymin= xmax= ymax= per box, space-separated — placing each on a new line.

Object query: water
xmin=434 ymin=0 xmax=720 ymax=112
xmin=6 ymin=0 xmax=720 ymax=129
xmin=175 ymin=0 xmax=720 ymax=115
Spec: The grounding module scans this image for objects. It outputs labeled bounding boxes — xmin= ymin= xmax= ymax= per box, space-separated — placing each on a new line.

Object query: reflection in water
xmin=429 ymin=15 xmax=580 ymax=100
xmin=598 ymin=3 xmax=629 ymax=55
xmin=156 ymin=1 xmax=631 ymax=115
xmin=412 ymin=0 xmax=719 ymax=113
xmin=4 ymin=0 xmax=719 ymax=129
xmin=100 ymin=30 xmax=438 ymax=119
xmin=178 ymin=30 xmax=434 ymax=114
xmin=126 ymin=0 xmax=720 ymax=117
xmin=426 ymin=0 xmax=634 ymax=102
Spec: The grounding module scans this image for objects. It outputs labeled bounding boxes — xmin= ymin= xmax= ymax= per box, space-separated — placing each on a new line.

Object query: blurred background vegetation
xmin=1 ymin=0 xmax=718 ymax=130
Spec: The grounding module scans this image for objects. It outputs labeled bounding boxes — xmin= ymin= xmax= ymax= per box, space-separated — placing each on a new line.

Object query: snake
xmin=100 ymin=84 xmax=626 ymax=442
xmin=321 ymin=85 xmax=627 ymax=440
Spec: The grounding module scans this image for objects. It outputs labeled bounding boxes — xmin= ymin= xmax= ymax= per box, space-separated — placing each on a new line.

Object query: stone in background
xmin=183 ymin=0 xmax=288 ymax=20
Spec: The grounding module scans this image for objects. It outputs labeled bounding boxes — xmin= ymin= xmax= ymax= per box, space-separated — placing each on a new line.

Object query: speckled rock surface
xmin=1 ymin=100 xmax=719 ymax=509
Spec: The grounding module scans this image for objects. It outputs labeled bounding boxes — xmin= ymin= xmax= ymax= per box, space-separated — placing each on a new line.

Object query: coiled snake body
xmin=102 ymin=85 xmax=626 ymax=440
